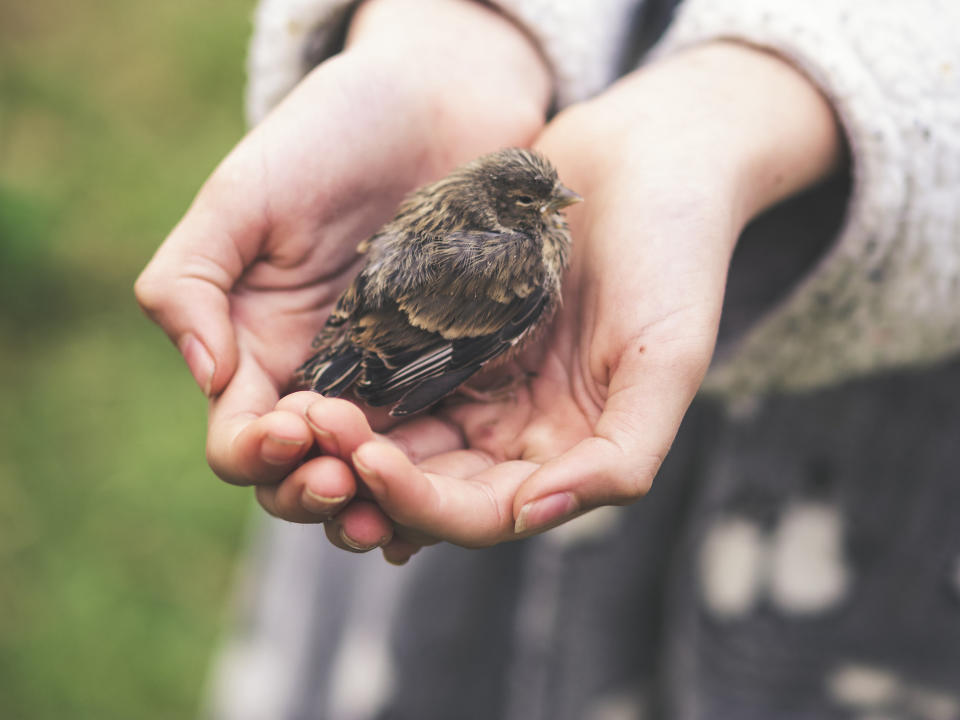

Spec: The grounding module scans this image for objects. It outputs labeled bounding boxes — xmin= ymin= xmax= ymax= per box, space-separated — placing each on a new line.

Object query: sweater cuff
xmin=653 ymin=1 xmax=960 ymax=397
xmin=245 ymin=0 xmax=640 ymax=126
xmin=491 ymin=0 xmax=639 ymax=108
xmin=246 ymin=0 xmax=358 ymax=126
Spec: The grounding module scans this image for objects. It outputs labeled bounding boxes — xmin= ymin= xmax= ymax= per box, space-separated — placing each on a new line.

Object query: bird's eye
xmin=515 ymin=195 xmax=535 ymax=206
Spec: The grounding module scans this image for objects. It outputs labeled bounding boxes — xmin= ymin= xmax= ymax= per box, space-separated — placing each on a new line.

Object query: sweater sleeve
xmin=245 ymin=0 xmax=640 ymax=126
xmin=649 ymin=1 xmax=960 ymax=397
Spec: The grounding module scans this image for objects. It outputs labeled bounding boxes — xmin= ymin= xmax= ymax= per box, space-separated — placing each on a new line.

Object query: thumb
xmin=135 ymin=207 xmax=248 ymax=396
xmin=511 ymin=338 xmax=709 ymax=535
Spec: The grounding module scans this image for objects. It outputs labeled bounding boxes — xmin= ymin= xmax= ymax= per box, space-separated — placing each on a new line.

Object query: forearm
xmin=343 ymin=0 xmax=551 ymax=165
xmin=648 ymin=1 xmax=960 ymax=395
xmin=564 ymin=41 xmax=843 ymax=236
xmin=664 ymin=42 xmax=842 ymax=223
xmin=250 ymin=0 xmax=551 ymax=153
xmin=347 ymin=0 xmax=551 ymax=109
xmin=248 ymin=0 xmax=642 ymax=126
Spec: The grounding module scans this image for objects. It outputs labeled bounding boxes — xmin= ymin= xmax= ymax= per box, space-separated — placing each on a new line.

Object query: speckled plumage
xmin=295 ymin=148 xmax=580 ymax=416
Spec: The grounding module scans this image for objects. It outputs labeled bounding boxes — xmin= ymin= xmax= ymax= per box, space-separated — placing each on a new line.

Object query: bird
xmin=294 ymin=147 xmax=582 ymax=417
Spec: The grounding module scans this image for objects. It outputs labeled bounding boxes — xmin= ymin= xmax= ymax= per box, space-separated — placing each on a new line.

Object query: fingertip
xmin=194 ymin=311 xmax=239 ymax=398
xmin=135 ymin=261 xmax=238 ymax=398
xmin=354 ymin=438 xmax=409 ymax=470
xmin=254 ymin=484 xmax=280 ymax=518
xmin=352 ymin=440 xmax=413 ymax=498
xmin=259 ymin=409 xmax=312 ymax=465
xmin=274 ymin=390 xmax=324 ymax=414
xmin=208 ymin=409 xmax=311 ymax=485
xmin=299 ymin=455 xmax=356 ymax=512
xmin=510 ymin=436 xmax=655 ymax=525
xmin=301 ymin=488 xmax=350 ymax=515
xmin=510 ymin=437 xmax=595 ymax=514
xmin=319 ymin=397 xmax=370 ymax=429
xmin=384 ymin=415 xmax=466 ymax=464
xmin=261 ymin=408 xmax=313 ymax=444
xmin=325 ymin=500 xmax=393 ymax=553
xmin=513 ymin=491 xmax=579 ymax=535
xmin=381 ymin=539 xmax=423 ymax=566
xmin=304 ymin=396 xmax=375 ymax=458
xmin=178 ymin=333 xmax=216 ymax=396
xmin=205 ymin=346 xmax=236 ymax=397
xmin=252 ymin=455 xmax=357 ymax=524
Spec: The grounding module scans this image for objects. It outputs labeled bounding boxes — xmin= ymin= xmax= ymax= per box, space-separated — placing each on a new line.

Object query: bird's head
xmin=475 ymin=148 xmax=582 ymax=232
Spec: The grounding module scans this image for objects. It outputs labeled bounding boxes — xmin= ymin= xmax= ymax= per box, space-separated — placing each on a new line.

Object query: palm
xmin=217 ymin=63 xmax=462 ymax=394
xmin=330 ymin=118 xmax=739 ymax=556
xmin=132 ymin=45 xmax=549 ymax=501
xmin=192 ymin=50 xmax=548 ymax=456
xmin=330 ymin=269 xmax=604 ymax=550
xmin=387 ymin=277 xmax=608 ymax=542
xmin=435 ymin=284 xmax=599 ymax=467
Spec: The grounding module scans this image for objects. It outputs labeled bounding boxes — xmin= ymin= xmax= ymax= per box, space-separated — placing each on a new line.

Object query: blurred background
xmin=1 ymin=1 xmax=257 ymax=716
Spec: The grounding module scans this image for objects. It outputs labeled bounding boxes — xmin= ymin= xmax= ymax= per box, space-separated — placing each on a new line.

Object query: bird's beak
xmin=543 ymin=184 xmax=583 ymax=212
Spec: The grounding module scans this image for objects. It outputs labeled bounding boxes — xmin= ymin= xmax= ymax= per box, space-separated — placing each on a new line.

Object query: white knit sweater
xmin=246 ymin=0 xmax=960 ymax=398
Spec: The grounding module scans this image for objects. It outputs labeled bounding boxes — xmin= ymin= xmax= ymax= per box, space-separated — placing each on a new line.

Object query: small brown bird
xmin=295 ymin=147 xmax=581 ymax=416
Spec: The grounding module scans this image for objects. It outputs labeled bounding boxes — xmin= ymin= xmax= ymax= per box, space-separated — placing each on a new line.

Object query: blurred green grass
xmin=1 ymin=1 xmax=257 ymax=717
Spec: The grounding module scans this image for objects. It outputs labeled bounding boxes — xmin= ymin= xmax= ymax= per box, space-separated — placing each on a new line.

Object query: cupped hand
xmin=134 ymin=0 xmax=549 ymax=519
xmin=304 ymin=42 xmax=841 ymax=564
xmin=311 ymin=100 xmax=736 ymax=561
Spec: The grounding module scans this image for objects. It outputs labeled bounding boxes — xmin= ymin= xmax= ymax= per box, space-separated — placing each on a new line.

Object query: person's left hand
xmin=133 ymin=0 xmax=551 ymax=546
xmin=276 ymin=43 xmax=842 ymax=564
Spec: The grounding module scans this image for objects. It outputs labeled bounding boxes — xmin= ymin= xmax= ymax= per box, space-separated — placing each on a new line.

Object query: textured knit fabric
xmin=656 ymin=0 xmax=960 ymax=399
xmin=206 ymin=2 xmax=960 ymax=719
xmin=246 ymin=0 xmax=641 ymax=123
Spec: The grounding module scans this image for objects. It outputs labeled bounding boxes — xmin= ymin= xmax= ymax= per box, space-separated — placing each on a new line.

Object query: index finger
xmin=205 ymin=350 xmax=312 ymax=485
xmin=350 ymin=441 xmax=539 ymax=546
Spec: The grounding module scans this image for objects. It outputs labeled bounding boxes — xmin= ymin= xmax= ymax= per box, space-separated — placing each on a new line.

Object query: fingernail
xmin=514 ymin=492 xmax=578 ymax=534
xmin=304 ymin=405 xmax=341 ymax=457
xmin=302 ymin=490 xmax=348 ymax=514
xmin=351 ymin=449 xmax=382 ymax=492
xmin=178 ymin=333 xmax=215 ymax=396
xmin=261 ymin=435 xmax=306 ymax=466
xmin=351 ymin=450 xmax=373 ymax=477
xmin=338 ymin=526 xmax=383 ymax=553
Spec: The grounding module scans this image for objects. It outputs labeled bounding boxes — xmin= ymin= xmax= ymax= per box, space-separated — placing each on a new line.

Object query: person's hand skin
xmin=294 ymin=41 xmax=844 ymax=564
xmin=133 ymin=0 xmax=550 ymax=541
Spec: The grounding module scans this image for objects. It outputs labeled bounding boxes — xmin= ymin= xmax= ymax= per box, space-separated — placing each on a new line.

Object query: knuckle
xmin=253 ymin=486 xmax=278 ymax=517
xmin=205 ymin=438 xmax=243 ymax=486
xmin=475 ymin=481 xmax=506 ymax=539
xmin=133 ymin=271 xmax=167 ymax=314
xmin=591 ymin=435 xmax=660 ymax=502
xmin=614 ymin=452 xmax=662 ymax=500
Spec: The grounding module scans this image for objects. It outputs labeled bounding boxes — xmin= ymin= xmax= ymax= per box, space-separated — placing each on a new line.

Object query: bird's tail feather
xmin=389 ymin=366 xmax=480 ymax=416
xmin=296 ymin=350 xmax=363 ymax=397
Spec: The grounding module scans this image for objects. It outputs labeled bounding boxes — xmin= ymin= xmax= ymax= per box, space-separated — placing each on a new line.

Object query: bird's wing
xmin=351 ymin=230 xmax=551 ymax=415
xmin=294 ymin=276 xmax=365 ymax=394
xmin=357 ymin=287 xmax=550 ymax=415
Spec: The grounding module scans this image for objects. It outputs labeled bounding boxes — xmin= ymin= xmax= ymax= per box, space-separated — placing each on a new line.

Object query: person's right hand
xmin=134 ymin=0 xmax=550 ymax=529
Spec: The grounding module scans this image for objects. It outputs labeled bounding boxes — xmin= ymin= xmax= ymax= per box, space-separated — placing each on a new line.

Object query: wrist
xmin=345 ymin=0 xmax=551 ymax=160
xmin=678 ymin=42 xmax=843 ymax=222
xmin=651 ymin=42 xmax=842 ymax=225
xmin=565 ymin=41 xmax=842 ymax=233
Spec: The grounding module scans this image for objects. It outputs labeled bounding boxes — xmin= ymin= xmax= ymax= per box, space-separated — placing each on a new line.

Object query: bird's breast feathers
xmin=295 ymin=147 xmax=576 ymax=415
